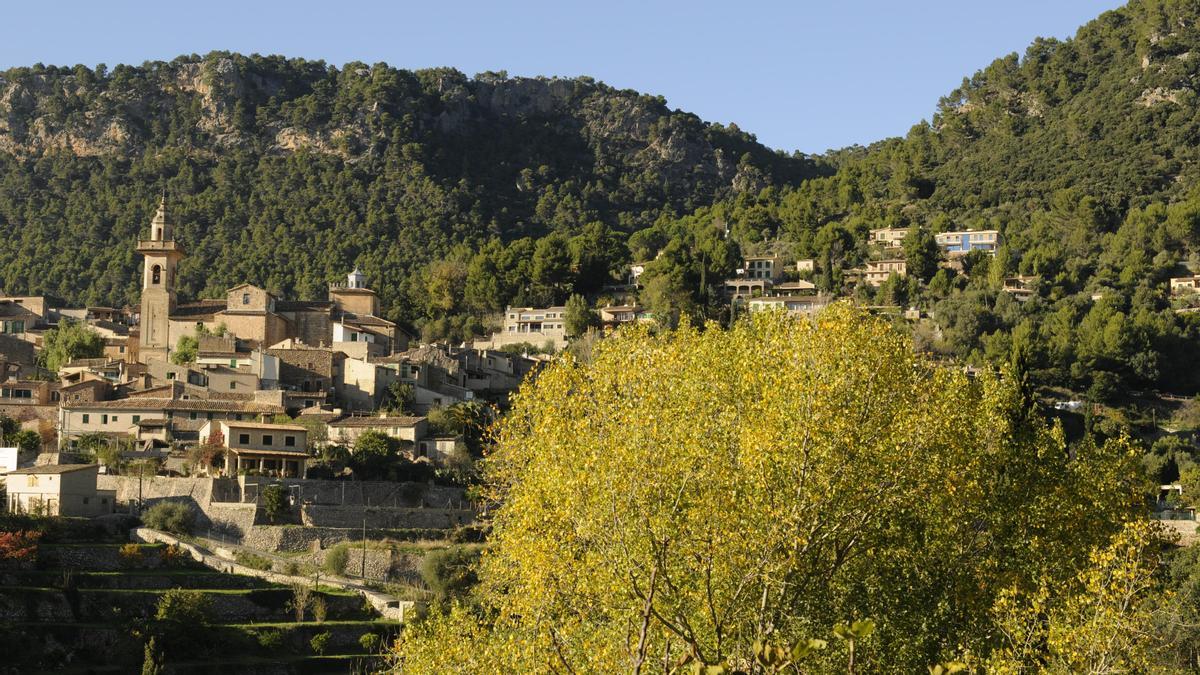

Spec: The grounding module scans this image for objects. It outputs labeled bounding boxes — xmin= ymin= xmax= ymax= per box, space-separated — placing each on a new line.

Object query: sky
xmin=1 ymin=0 xmax=1127 ymax=154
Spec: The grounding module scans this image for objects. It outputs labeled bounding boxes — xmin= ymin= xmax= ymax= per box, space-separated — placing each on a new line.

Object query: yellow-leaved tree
xmin=396 ymin=305 xmax=1145 ymax=673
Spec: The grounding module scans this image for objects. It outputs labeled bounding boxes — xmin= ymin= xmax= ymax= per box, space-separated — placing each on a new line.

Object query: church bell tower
xmin=137 ymin=197 xmax=186 ymax=363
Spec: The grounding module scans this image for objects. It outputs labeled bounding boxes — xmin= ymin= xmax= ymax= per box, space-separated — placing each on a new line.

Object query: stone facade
xmin=266 ymin=345 xmax=343 ymax=395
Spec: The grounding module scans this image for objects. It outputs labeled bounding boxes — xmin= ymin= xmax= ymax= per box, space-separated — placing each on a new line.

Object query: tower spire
xmin=151 ymin=194 xmax=169 ymax=241
xmin=137 ymin=194 xmax=186 ymax=363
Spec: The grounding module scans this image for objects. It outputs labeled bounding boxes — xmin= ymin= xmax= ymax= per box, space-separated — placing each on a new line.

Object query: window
xmin=133 ymin=415 xmax=140 ymax=424
xmin=119 ymin=346 xmax=125 ymax=353
xmin=230 ymin=359 xmax=237 ymax=368
xmin=262 ymin=435 xmax=273 ymax=446
xmin=152 ymin=265 xmax=162 ymax=284
xmin=189 ymin=412 xmax=197 ymax=420
xmin=83 ymin=497 xmax=90 ymax=505
xmin=102 ymin=414 xmax=108 ymax=424
xmin=82 ymin=414 xmax=89 ymax=424
xmin=349 ymin=333 xmax=358 ymax=342
xmin=112 ymin=416 xmax=118 ymax=423
xmin=242 ymin=293 xmax=250 ymax=305
xmin=229 ymin=382 xmax=236 ymax=390
xmin=26 ymin=476 xmax=37 ymax=487
xmin=166 ymin=372 xmax=176 ymax=380
xmin=285 ymin=435 xmax=296 ymax=447
xmin=239 ymin=433 xmax=250 ymax=445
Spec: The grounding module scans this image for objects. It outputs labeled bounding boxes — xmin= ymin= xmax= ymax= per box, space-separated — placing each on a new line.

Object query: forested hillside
xmin=0 ymin=53 xmax=819 ymax=321
xmin=8 ymin=0 xmax=1200 ymax=403
xmin=649 ymin=0 xmax=1200 ymax=400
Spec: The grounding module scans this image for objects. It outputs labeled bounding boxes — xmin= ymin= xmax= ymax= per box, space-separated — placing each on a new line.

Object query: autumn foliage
xmin=395 ymin=306 xmax=1145 ymax=672
xmin=0 ymin=530 xmax=42 ymax=563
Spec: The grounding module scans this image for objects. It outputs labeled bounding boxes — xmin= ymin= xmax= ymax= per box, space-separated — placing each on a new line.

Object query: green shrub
xmin=255 ymin=628 xmax=284 ymax=650
xmin=309 ymin=631 xmax=331 ymax=655
xmin=156 ymin=588 xmax=211 ymax=624
xmin=358 ymin=632 xmax=380 ymax=653
xmin=324 ymin=543 xmax=349 ymax=575
xmin=142 ymin=501 xmax=196 ymax=535
xmin=141 ymin=636 xmax=163 ymax=675
xmin=261 ymin=484 xmax=289 ymax=524
xmin=419 ymin=546 xmax=482 ymax=601
xmin=153 ymin=589 xmax=212 ymax=655
xmin=282 ymin=561 xmax=300 ymax=576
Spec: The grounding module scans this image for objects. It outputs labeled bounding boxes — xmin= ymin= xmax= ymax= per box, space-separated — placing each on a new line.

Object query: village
xmin=0 ymin=203 xmax=1019 ymax=497
xmin=2 ymin=198 xmax=1198 ymax=664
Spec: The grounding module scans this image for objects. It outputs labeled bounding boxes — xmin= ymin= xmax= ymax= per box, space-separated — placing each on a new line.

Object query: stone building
xmin=5 ymin=464 xmax=114 ymax=517
xmin=137 ymin=198 xmax=186 ymax=363
xmin=198 ymin=420 xmax=308 ymax=478
xmin=133 ymin=199 xmax=402 ymax=364
xmin=478 ymin=306 xmax=568 ymax=351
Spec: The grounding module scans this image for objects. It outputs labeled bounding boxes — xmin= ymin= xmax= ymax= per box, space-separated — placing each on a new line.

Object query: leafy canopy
xmin=396 ymin=305 xmax=1142 ymax=672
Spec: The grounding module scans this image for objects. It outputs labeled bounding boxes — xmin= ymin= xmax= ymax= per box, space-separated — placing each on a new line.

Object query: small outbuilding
xmin=5 ymin=464 xmax=114 ymax=517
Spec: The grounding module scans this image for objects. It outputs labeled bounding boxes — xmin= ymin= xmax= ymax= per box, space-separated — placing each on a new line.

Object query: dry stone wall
xmin=301 ymin=505 xmax=474 ymax=530
xmin=240 ymin=476 xmax=468 ymax=509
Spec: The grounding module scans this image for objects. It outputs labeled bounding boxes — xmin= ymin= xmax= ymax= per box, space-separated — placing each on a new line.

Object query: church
xmin=136 ymin=198 xmax=404 ymax=364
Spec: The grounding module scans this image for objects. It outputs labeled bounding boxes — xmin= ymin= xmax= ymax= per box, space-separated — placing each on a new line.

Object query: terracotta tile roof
xmin=276 ymin=300 xmax=333 ymax=312
xmin=63 ymin=397 xmax=284 ymax=414
xmin=8 ymin=464 xmax=98 ymax=475
xmin=227 ymin=447 xmax=309 ymax=457
xmin=217 ymin=420 xmax=308 ymax=432
xmin=338 ymin=312 xmax=395 ymax=328
xmin=328 ymin=415 xmax=424 ymax=428
xmin=169 ymin=300 xmax=225 ymax=319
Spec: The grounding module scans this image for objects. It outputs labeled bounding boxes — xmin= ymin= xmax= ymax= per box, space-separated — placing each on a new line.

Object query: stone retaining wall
xmin=337 ymin=548 xmax=394 ymax=582
xmin=242 ymin=477 xmax=468 ymax=509
xmin=301 ymin=505 xmax=474 ymax=530
xmin=204 ymin=502 xmax=258 ymax=538
xmin=97 ymin=475 xmax=219 ymax=506
xmin=241 ymin=524 xmax=457 ymax=553
xmin=1159 ymin=518 xmax=1199 ymax=546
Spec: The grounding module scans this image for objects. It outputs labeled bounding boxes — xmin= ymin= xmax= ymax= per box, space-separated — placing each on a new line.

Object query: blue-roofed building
xmin=934 ymin=229 xmax=999 ymax=256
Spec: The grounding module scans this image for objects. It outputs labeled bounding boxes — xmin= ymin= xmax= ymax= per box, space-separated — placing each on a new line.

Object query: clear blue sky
xmin=2 ymin=0 xmax=1125 ymax=154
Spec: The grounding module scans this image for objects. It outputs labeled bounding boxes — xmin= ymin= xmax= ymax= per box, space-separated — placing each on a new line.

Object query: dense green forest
xmin=7 ymin=0 xmax=1200 ymax=405
xmin=0 ymin=53 xmax=820 ymax=324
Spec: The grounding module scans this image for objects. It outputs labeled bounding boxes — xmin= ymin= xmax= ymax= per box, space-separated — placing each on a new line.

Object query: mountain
xmin=0 ymin=53 xmax=821 ymax=317
xmin=670 ymin=0 xmax=1200 ymax=399
xmin=8 ymin=1 xmax=1200 ymax=400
